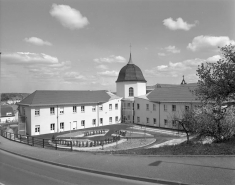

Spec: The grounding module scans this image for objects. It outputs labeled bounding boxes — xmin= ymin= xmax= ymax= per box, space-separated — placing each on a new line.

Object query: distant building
xmin=0 ymin=105 xmax=15 ymax=123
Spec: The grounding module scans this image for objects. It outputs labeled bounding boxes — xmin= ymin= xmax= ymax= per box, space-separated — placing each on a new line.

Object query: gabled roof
xmin=1 ymin=105 xmax=14 ymax=117
xmin=18 ymin=90 xmax=120 ymax=106
xmin=147 ymin=84 xmax=200 ymax=103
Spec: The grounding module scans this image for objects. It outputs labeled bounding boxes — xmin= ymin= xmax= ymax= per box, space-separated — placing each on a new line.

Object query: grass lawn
xmin=108 ymin=136 xmax=235 ymax=155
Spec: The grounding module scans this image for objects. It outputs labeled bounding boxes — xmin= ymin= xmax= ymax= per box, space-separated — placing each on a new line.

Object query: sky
xmin=1 ymin=0 xmax=235 ymax=93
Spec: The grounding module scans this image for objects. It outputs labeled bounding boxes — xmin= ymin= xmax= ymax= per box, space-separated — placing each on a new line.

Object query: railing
xmin=0 ymin=129 xmax=73 ymax=151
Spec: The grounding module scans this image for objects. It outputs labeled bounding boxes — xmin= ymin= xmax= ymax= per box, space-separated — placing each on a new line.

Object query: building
xmin=18 ymin=52 xmax=201 ymax=136
xmin=0 ymin=105 xmax=15 ymax=123
xmin=18 ymin=90 xmax=121 ymax=135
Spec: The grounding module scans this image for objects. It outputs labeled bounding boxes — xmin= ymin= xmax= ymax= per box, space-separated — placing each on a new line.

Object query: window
xmin=185 ymin=106 xmax=189 ymax=111
xmin=146 ymin=104 xmax=149 ymax=111
xmin=50 ymin=107 xmax=55 ymax=114
xmin=153 ymin=104 xmax=156 ymax=111
xmin=92 ymin=119 xmax=96 ymax=125
xmin=128 ymin=103 xmax=131 ymax=107
xmin=164 ymin=119 xmax=168 ymax=126
xmin=172 ymin=120 xmax=177 ymax=127
xmin=172 ymin=105 xmax=176 ymax=111
xmin=6 ymin=112 xmax=12 ymax=116
xmin=35 ymin=109 xmax=40 ymax=116
xmin=92 ymin=106 xmax=96 ymax=112
xmin=73 ymin=106 xmax=77 ymax=113
xmin=109 ymin=117 xmax=112 ymax=123
xmin=109 ymin=104 xmax=112 ymax=111
xmin=81 ymin=120 xmax=85 ymax=126
xmin=137 ymin=117 xmax=140 ymax=123
xmin=60 ymin=107 xmax=64 ymax=114
xmin=100 ymin=118 xmax=103 ymax=124
xmin=129 ymin=87 xmax=134 ymax=97
xmin=99 ymin=105 xmax=103 ymax=111
xmin=50 ymin=123 xmax=55 ymax=131
xmin=115 ymin=116 xmax=118 ymax=122
xmin=147 ymin=117 xmax=149 ymax=123
xmin=153 ymin=118 xmax=156 ymax=124
xmin=164 ymin=104 xmax=167 ymax=111
xmin=137 ymin=104 xmax=140 ymax=110
xmin=81 ymin=106 xmax=85 ymax=112
xmin=115 ymin=103 xmax=118 ymax=110
xmin=60 ymin=122 xmax=64 ymax=129
xmin=35 ymin=125 xmax=40 ymax=133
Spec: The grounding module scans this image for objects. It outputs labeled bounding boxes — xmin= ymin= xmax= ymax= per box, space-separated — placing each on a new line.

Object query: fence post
xmin=70 ymin=141 xmax=73 ymax=151
xmin=32 ymin=137 xmax=34 ymax=146
xmin=14 ymin=133 xmax=15 ymax=141
xmin=55 ymin=141 xmax=57 ymax=150
xmin=20 ymin=134 xmax=21 ymax=142
xmin=43 ymin=139 xmax=44 ymax=148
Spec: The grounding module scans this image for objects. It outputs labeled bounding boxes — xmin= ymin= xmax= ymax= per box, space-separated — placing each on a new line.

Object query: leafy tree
xmin=195 ymin=105 xmax=235 ymax=142
xmin=195 ymin=44 xmax=235 ymax=105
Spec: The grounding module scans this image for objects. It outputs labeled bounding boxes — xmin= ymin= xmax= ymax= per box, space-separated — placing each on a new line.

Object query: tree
xmin=171 ymin=108 xmax=197 ymax=144
xmin=195 ymin=44 xmax=235 ymax=105
xmin=195 ymin=105 xmax=235 ymax=142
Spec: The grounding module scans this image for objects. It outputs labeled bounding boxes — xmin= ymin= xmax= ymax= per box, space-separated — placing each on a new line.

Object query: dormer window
xmin=129 ymin=87 xmax=134 ymax=97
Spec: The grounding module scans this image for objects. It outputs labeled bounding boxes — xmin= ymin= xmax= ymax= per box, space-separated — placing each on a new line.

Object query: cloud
xmin=163 ymin=17 xmax=197 ymax=31
xmin=158 ymin=53 xmax=166 ymax=56
xmin=50 ymin=4 xmax=89 ymax=30
xmin=94 ymin=55 xmax=126 ymax=63
xmin=97 ymin=70 xmax=119 ymax=77
xmin=145 ymin=55 xmax=221 ymax=77
xmin=165 ymin=45 xmax=180 ymax=53
xmin=24 ymin=37 xmax=52 ymax=46
xmin=96 ymin=64 xmax=108 ymax=70
xmin=2 ymin=52 xmax=72 ymax=79
xmin=2 ymin=52 xmax=58 ymax=64
xmin=63 ymin=71 xmax=86 ymax=82
xmin=187 ymin=35 xmax=235 ymax=52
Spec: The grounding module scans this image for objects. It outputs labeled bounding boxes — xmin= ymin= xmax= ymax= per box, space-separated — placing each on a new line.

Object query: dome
xmin=116 ymin=53 xmax=147 ymax=83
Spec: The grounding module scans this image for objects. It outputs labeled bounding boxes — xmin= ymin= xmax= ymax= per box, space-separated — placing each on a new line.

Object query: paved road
xmin=0 ymin=150 xmax=161 ymax=185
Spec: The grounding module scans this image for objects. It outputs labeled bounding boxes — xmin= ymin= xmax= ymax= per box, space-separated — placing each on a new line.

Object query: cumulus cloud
xmin=163 ymin=17 xmax=197 ymax=31
xmin=2 ymin=52 xmax=58 ymax=64
xmin=187 ymin=35 xmax=235 ymax=52
xmin=63 ymin=71 xmax=86 ymax=82
xmin=96 ymin=64 xmax=108 ymax=70
xmin=97 ymin=70 xmax=119 ymax=77
xmin=165 ymin=45 xmax=181 ymax=53
xmin=145 ymin=55 xmax=221 ymax=77
xmin=50 ymin=4 xmax=89 ymax=30
xmin=94 ymin=55 xmax=126 ymax=63
xmin=158 ymin=53 xmax=166 ymax=56
xmin=2 ymin=52 xmax=72 ymax=79
xmin=24 ymin=37 xmax=52 ymax=46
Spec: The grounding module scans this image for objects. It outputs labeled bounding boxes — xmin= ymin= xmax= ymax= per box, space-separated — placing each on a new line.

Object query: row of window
xmin=136 ymin=117 xmax=178 ymax=127
xmin=136 ymin=103 xmax=190 ymax=112
xmin=35 ymin=117 xmax=119 ymax=133
xmin=35 ymin=104 xmax=119 ymax=116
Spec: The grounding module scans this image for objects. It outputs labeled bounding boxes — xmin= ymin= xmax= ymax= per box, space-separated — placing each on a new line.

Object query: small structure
xmin=0 ymin=105 xmax=15 ymax=123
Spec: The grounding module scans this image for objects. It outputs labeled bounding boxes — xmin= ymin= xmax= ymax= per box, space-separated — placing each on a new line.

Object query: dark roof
xmin=1 ymin=105 xmax=14 ymax=117
xmin=116 ymin=53 xmax=147 ymax=83
xmin=147 ymin=84 xmax=200 ymax=102
xmin=18 ymin=90 xmax=118 ymax=106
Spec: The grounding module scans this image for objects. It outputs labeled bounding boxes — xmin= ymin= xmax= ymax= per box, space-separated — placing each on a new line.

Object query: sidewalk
xmin=0 ymin=136 xmax=235 ymax=185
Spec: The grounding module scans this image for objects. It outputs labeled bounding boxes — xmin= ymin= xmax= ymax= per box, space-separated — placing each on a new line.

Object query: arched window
xmin=129 ymin=87 xmax=134 ymax=97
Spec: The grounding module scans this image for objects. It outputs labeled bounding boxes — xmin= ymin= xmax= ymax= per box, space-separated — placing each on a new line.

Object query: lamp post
xmin=70 ymin=122 xmax=71 ymax=141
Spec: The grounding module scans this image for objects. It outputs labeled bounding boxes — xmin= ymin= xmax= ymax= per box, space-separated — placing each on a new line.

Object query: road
xmin=0 ymin=150 xmax=161 ymax=185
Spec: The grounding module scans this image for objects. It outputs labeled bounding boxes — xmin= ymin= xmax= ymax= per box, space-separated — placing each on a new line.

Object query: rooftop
xmin=18 ymin=90 xmax=121 ymax=106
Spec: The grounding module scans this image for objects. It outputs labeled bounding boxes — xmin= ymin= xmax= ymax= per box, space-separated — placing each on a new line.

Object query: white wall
xmin=26 ymin=98 xmax=122 ymax=136
xmin=116 ymin=81 xmax=146 ymax=99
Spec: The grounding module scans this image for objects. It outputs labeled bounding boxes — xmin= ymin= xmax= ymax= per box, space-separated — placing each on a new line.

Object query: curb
xmin=0 ymin=147 xmax=192 ymax=185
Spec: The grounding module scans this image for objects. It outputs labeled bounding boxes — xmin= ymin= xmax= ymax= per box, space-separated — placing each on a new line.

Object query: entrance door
xmin=73 ymin=121 xmax=77 ymax=130
xmin=35 ymin=125 xmax=40 ymax=135
xmin=60 ymin=122 xmax=64 ymax=132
